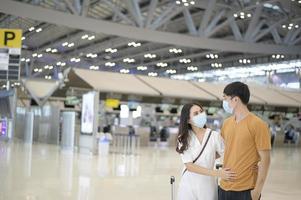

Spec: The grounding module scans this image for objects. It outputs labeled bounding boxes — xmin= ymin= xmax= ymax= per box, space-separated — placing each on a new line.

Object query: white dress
xmin=177 ymin=128 xmax=224 ymax=200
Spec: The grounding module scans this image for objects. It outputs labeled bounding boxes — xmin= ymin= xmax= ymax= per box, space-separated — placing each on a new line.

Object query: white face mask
xmin=223 ymin=100 xmax=234 ymax=114
xmin=191 ymin=112 xmax=207 ymax=128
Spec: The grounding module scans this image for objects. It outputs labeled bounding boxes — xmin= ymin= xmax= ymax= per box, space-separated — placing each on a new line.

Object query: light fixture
xmin=88 ymin=35 xmax=95 ymax=40
xmin=272 ymin=54 xmax=285 ymax=59
xmin=51 ymin=49 xmax=58 ymax=53
xmin=86 ymin=53 xmax=98 ymax=58
xmin=21 ymin=58 xmax=26 ymax=62
xmin=105 ymin=48 xmax=118 ymax=53
xmin=56 ymin=62 xmax=66 ymax=66
xmin=166 ymin=69 xmax=177 ymax=74
xmin=206 ymin=54 xmax=219 ymax=59
xmin=45 ymin=75 xmax=52 ymax=80
xmin=28 ymin=27 xmax=35 ymax=32
xmin=120 ymin=69 xmax=130 ymax=74
xmin=123 ymin=58 xmax=135 ymax=63
xmin=137 ymin=66 xmax=148 ymax=71
xmin=70 ymin=58 xmax=81 ymax=63
xmin=144 ymin=53 xmax=157 ymax=59
xmin=179 ymin=58 xmax=191 ymax=63
xmin=176 ymin=0 xmax=195 ymax=6
xmin=46 ymin=48 xmax=52 ymax=52
xmin=282 ymin=23 xmax=299 ymax=30
xmin=239 ymin=59 xmax=251 ymax=64
xmin=26 ymin=58 xmax=30 ymax=62
xmin=169 ymin=48 xmax=183 ymax=54
xmin=156 ymin=62 xmax=168 ymax=67
xmin=105 ymin=62 xmax=116 ymax=67
xmin=21 ymin=37 xmax=25 ymax=41
xmin=36 ymin=28 xmax=42 ymax=33
xmin=67 ymin=43 xmax=74 ymax=47
xmin=128 ymin=42 xmax=141 ymax=47
xmin=89 ymin=65 xmax=99 ymax=70
xmin=148 ymin=72 xmax=158 ymax=77
xmin=62 ymin=42 xmax=68 ymax=46
xmin=187 ymin=66 xmax=198 ymax=71
xmin=37 ymin=54 xmax=43 ymax=58
xmin=233 ymin=12 xmax=252 ymax=19
xmin=32 ymin=53 xmax=38 ymax=57
xmin=81 ymin=34 xmax=89 ymax=39
xmin=211 ymin=63 xmax=223 ymax=68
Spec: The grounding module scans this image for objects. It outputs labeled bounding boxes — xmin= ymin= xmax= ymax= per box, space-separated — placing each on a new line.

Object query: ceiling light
xmin=187 ymin=66 xmax=198 ymax=71
xmin=37 ymin=54 xmax=43 ymax=58
xmin=105 ymin=48 xmax=118 ymax=53
xmin=51 ymin=49 xmax=58 ymax=53
xmin=144 ymin=53 xmax=157 ymax=59
xmin=105 ymin=62 xmax=116 ymax=67
xmin=32 ymin=53 xmax=38 ymax=57
xmin=179 ymin=58 xmax=191 ymax=63
xmin=169 ymin=48 xmax=182 ymax=54
xmin=46 ymin=48 xmax=52 ymax=52
xmin=156 ymin=62 xmax=168 ymax=67
xmin=137 ymin=66 xmax=148 ymax=71
xmin=88 ymin=35 xmax=95 ymax=40
xmin=123 ymin=58 xmax=135 ymax=63
xmin=89 ymin=65 xmax=99 ymax=70
xmin=26 ymin=59 xmax=30 ymax=62
xmin=21 ymin=58 xmax=26 ymax=62
xmin=128 ymin=42 xmax=141 ymax=47
xmin=28 ymin=27 xmax=35 ymax=32
xmin=36 ymin=28 xmax=42 ymax=33
xmin=21 ymin=37 xmax=25 ymax=40
xmin=62 ymin=42 xmax=68 ymax=46
xmin=81 ymin=34 xmax=89 ymax=39
xmin=68 ymin=43 xmax=74 ymax=47
xmin=166 ymin=69 xmax=177 ymax=74
xmin=148 ymin=72 xmax=158 ymax=77
xmin=120 ymin=69 xmax=130 ymax=74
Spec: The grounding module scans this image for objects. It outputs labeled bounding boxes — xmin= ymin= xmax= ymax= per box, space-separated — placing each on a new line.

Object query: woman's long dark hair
xmin=176 ymin=103 xmax=204 ymax=154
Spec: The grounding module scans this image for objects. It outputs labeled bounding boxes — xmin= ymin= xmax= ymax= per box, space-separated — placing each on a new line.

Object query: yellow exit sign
xmin=0 ymin=29 xmax=22 ymax=48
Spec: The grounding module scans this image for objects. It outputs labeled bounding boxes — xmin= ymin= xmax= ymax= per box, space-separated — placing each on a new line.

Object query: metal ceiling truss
xmin=1 ymin=0 xmax=301 ymax=78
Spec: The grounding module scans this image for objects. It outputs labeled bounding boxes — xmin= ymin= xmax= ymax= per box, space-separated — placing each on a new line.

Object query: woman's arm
xmin=185 ymin=163 xmax=236 ymax=181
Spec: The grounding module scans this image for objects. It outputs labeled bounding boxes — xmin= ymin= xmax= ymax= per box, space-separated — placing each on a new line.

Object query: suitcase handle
xmin=170 ymin=176 xmax=175 ymax=184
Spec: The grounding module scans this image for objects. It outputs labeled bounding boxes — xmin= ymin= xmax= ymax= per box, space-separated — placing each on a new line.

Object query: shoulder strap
xmin=182 ymin=130 xmax=212 ymax=176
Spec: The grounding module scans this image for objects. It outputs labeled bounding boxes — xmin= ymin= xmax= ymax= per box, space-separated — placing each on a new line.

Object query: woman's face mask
xmin=191 ymin=112 xmax=207 ymax=128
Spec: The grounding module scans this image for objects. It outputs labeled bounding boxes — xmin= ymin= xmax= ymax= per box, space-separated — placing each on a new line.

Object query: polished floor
xmin=0 ymin=141 xmax=300 ymax=200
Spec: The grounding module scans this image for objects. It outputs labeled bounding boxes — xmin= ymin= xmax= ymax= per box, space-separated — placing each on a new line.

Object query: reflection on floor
xmin=0 ymin=141 xmax=300 ymax=200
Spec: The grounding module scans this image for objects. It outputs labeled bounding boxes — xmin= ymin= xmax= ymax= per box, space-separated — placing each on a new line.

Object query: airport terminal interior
xmin=0 ymin=0 xmax=301 ymax=199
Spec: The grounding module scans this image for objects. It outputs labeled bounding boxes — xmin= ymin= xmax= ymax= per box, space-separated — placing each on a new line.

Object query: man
xmin=218 ymin=82 xmax=271 ymax=200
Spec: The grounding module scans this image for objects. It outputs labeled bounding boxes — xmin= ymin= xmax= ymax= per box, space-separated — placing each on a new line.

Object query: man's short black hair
xmin=223 ymin=82 xmax=250 ymax=105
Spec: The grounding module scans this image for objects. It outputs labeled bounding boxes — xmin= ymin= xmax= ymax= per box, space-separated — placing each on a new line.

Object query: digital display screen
xmin=81 ymin=92 xmax=95 ymax=134
xmin=0 ymin=119 xmax=7 ymax=136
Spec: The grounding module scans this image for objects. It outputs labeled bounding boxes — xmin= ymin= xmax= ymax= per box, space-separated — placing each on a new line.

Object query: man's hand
xmin=251 ymin=190 xmax=260 ymax=200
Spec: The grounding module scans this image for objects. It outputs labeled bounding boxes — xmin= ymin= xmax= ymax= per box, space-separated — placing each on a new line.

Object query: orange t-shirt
xmin=220 ymin=113 xmax=271 ymax=191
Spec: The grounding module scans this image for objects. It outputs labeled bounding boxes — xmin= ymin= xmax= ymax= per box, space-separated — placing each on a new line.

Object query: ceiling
xmin=0 ymin=0 xmax=301 ymax=81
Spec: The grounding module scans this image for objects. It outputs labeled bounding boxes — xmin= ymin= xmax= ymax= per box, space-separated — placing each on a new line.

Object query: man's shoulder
xmin=249 ymin=113 xmax=267 ymax=126
xmin=223 ymin=116 xmax=234 ymax=125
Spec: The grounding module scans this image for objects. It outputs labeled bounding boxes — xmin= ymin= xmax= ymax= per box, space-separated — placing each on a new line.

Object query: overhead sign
xmin=105 ymin=99 xmax=120 ymax=108
xmin=0 ymin=29 xmax=22 ymax=48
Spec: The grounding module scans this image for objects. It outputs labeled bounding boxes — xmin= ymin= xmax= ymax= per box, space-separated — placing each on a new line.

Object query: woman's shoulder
xmin=207 ymin=129 xmax=222 ymax=139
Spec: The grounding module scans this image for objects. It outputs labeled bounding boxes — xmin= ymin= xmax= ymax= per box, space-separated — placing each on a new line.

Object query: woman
xmin=176 ymin=103 xmax=236 ymax=200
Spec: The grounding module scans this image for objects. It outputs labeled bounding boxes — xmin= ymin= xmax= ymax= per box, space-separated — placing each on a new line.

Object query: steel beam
xmin=1 ymin=0 xmax=301 ymax=54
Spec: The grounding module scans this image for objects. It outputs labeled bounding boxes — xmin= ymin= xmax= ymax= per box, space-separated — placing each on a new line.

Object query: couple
xmin=176 ymin=82 xmax=271 ymax=200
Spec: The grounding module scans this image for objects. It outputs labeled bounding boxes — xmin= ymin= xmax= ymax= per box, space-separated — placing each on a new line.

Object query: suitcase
xmin=170 ymin=176 xmax=175 ymax=200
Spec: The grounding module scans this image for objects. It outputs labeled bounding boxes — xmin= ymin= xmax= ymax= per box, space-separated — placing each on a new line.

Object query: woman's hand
xmin=218 ymin=168 xmax=237 ymax=181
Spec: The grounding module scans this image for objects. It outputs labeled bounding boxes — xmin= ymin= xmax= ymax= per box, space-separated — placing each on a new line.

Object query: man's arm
xmin=251 ymin=150 xmax=271 ymax=200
